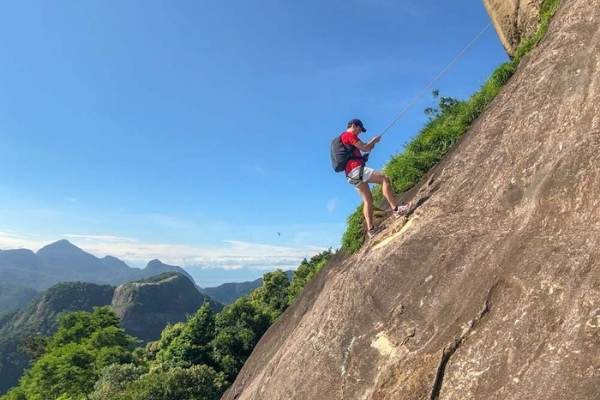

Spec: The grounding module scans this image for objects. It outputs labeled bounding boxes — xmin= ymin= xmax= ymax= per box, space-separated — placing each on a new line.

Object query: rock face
xmin=483 ymin=0 xmax=544 ymax=55
xmin=111 ymin=272 xmax=216 ymax=342
xmin=223 ymin=1 xmax=600 ymax=399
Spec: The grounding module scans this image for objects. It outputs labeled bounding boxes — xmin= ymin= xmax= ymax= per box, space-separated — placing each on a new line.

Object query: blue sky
xmin=0 ymin=0 xmax=507 ymax=286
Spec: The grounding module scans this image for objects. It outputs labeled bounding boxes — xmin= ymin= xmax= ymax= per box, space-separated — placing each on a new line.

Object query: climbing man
xmin=338 ymin=119 xmax=410 ymax=238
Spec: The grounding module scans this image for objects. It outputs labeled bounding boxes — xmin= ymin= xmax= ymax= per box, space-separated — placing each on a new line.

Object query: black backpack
xmin=330 ymin=135 xmax=363 ymax=172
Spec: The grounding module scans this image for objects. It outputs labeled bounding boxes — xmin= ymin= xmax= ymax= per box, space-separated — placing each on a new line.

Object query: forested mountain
xmin=0 ymin=273 xmax=220 ymax=395
xmin=0 ymin=282 xmax=115 ymax=394
xmin=113 ymin=272 xmax=221 ymax=342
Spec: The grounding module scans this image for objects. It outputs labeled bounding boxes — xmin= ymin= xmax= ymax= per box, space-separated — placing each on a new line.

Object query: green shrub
xmin=249 ymin=269 xmax=291 ymax=322
xmin=89 ymin=364 xmax=146 ymax=400
xmin=210 ymin=296 xmax=271 ymax=381
xmin=2 ymin=307 xmax=135 ymax=400
xmin=153 ymin=303 xmax=217 ymax=370
xmin=113 ymin=365 xmax=227 ymax=400
xmin=288 ymin=250 xmax=332 ymax=301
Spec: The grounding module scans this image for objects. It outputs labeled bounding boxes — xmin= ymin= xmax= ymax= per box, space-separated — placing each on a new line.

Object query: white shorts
xmin=347 ymin=166 xmax=375 ymax=187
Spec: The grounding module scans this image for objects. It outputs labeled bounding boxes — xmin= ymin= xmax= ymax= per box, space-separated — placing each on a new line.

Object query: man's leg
xmin=356 ymin=182 xmax=374 ymax=230
xmin=367 ymin=171 xmax=398 ymax=210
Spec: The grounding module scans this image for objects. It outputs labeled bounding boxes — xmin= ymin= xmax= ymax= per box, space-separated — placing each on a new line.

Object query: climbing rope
xmin=379 ymin=21 xmax=493 ymax=136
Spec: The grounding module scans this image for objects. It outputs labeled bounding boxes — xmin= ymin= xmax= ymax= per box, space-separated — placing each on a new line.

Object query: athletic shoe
xmin=367 ymin=226 xmax=384 ymax=239
xmin=393 ymin=203 xmax=411 ymax=218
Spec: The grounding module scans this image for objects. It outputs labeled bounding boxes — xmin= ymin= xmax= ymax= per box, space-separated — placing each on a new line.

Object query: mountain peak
xmin=143 ymin=259 xmax=194 ymax=283
xmin=37 ymin=239 xmax=83 ymax=255
xmin=145 ymin=259 xmax=169 ymax=269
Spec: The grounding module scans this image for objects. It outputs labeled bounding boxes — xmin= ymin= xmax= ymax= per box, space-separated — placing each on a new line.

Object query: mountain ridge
xmin=0 ymin=240 xmax=193 ymax=291
xmin=200 ymin=270 xmax=294 ymax=305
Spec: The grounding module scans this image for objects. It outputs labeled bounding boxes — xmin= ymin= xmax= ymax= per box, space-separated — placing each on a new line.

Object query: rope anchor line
xmin=380 ymin=21 xmax=493 ymax=136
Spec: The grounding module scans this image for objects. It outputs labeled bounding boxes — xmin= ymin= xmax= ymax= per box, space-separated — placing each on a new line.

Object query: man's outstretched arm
xmin=354 ymin=135 xmax=381 ymax=152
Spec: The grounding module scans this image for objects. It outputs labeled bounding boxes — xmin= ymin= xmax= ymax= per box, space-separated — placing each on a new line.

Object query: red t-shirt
xmin=340 ymin=130 xmax=364 ymax=175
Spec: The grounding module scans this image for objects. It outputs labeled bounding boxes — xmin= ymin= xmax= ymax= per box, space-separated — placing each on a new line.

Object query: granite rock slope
xmin=223 ymin=1 xmax=600 ymax=398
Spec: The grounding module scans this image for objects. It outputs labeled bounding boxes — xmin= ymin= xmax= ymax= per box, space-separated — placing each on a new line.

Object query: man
xmin=341 ymin=118 xmax=410 ymax=238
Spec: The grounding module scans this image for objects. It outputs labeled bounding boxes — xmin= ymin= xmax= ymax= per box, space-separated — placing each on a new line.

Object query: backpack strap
xmin=341 ymin=135 xmax=364 ymax=160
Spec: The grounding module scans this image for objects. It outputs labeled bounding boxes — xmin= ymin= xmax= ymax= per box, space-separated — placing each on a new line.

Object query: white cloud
xmin=0 ymin=231 xmax=46 ymax=250
xmin=0 ymin=230 xmax=325 ymax=271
